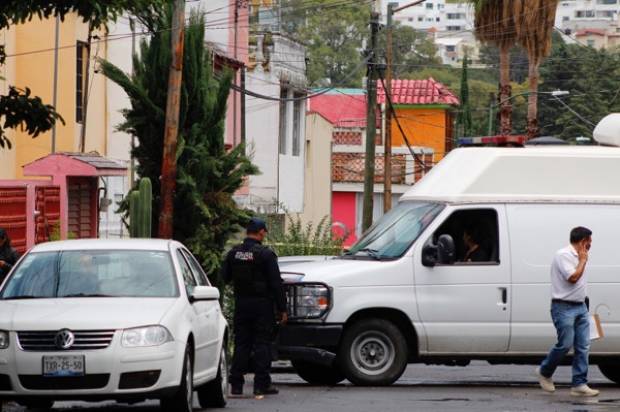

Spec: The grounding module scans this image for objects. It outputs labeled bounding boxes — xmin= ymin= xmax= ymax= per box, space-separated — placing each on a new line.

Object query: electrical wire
xmin=379 ymin=75 xmax=432 ymax=171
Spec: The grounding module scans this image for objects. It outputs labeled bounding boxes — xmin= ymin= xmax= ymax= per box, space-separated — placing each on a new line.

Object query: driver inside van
xmin=460 ymin=223 xmax=490 ymax=262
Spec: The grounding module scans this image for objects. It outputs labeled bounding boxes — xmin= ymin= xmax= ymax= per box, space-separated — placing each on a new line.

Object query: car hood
xmin=280 ymin=257 xmax=406 ymax=287
xmin=0 ymin=298 xmax=177 ymax=331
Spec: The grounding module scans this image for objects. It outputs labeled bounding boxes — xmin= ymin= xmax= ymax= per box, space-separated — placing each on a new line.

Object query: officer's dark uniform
xmin=221 ymin=220 xmax=287 ymax=395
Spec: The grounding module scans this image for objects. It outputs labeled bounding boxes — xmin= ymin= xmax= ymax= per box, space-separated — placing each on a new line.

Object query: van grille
xmin=17 ymin=330 xmax=115 ymax=351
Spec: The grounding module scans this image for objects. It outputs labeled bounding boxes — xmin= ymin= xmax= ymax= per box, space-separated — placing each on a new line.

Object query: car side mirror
xmin=190 ymin=286 xmax=220 ymax=302
xmin=437 ymin=234 xmax=456 ymax=265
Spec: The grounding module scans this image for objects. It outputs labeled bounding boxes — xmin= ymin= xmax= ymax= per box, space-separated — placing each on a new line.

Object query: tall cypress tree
xmin=456 ymin=52 xmax=473 ymax=138
xmin=100 ymin=6 xmax=257 ymax=281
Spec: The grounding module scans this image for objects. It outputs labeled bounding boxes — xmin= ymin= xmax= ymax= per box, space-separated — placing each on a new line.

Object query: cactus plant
xmin=129 ymin=177 xmax=152 ymax=238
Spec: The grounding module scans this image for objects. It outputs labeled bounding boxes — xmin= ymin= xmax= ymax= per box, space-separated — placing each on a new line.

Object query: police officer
xmin=221 ymin=218 xmax=288 ymax=398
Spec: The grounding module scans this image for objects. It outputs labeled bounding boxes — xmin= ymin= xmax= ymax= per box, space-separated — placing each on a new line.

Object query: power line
xmin=378 ymin=75 xmax=432 ymax=171
xmin=226 ymin=53 xmax=372 ymax=102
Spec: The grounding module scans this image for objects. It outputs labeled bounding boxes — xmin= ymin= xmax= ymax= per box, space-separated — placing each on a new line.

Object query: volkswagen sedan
xmin=0 ymin=239 xmax=228 ymax=411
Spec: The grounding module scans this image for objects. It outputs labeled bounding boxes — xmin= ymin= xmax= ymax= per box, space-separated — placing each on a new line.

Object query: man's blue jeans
xmin=540 ymin=301 xmax=590 ymax=386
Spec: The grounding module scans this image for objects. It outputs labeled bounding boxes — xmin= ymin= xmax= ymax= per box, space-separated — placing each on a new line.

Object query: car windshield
xmin=1 ymin=250 xmax=179 ymax=299
xmin=343 ymin=202 xmax=444 ymax=260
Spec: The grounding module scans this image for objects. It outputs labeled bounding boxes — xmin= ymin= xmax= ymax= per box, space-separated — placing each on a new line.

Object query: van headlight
xmin=286 ymin=283 xmax=331 ymax=319
xmin=122 ymin=326 xmax=173 ymax=348
xmin=0 ymin=331 xmax=8 ymax=349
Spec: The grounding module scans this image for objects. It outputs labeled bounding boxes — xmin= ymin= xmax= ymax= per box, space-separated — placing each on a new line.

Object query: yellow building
xmin=0 ymin=15 xmax=109 ymax=179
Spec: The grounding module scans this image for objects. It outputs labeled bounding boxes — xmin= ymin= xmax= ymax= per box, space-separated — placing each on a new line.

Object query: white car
xmin=0 ymin=239 xmax=228 ymax=411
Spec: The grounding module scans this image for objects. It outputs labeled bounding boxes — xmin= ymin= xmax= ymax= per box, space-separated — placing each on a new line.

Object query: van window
xmin=343 ymin=202 xmax=444 ymax=260
xmin=431 ymin=209 xmax=500 ymax=265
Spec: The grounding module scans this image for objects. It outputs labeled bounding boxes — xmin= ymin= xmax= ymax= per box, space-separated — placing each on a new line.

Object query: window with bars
xmin=292 ymin=94 xmax=303 ymax=157
xmin=76 ymin=41 xmax=88 ymax=123
xmin=279 ymin=88 xmax=289 ymax=155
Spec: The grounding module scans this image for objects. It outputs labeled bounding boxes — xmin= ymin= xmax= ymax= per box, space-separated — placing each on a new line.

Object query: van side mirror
xmin=422 ymin=244 xmax=438 ymax=267
xmin=422 ymin=234 xmax=456 ymax=267
xmin=437 ymin=234 xmax=456 ymax=265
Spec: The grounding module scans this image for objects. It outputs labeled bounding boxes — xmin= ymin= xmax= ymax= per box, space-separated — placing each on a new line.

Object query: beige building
xmin=574 ymin=28 xmax=620 ymax=48
xmin=296 ymin=112 xmax=333 ymax=228
xmin=0 ymin=15 xmax=112 ymax=179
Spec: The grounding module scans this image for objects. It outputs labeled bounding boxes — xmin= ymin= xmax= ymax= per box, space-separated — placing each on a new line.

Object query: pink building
xmin=202 ymin=0 xmax=249 ymax=148
xmin=308 ymin=88 xmax=439 ymax=247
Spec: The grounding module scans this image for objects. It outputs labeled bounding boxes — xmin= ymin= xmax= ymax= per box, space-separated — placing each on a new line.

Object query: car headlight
xmin=287 ymin=283 xmax=331 ymax=319
xmin=121 ymin=326 xmax=173 ymax=348
xmin=0 ymin=331 xmax=8 ymax=349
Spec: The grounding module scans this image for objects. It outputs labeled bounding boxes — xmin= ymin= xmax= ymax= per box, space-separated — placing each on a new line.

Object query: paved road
xmin=4 ymin=362 xmax=620 ymax=412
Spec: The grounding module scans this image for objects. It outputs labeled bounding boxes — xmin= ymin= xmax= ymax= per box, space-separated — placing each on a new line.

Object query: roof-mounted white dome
xmin=594 ymin=113 xmax=620 ymax=146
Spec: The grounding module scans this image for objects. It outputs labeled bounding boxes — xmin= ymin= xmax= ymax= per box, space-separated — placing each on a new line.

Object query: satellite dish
xmin=593 ymin=113 xmax=620 ymax=147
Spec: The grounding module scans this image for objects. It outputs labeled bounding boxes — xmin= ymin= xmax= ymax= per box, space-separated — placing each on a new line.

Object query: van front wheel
xmin=599 ymin=362 xmax=620 ymax=384
xmin=338 ymin=318 xmax=408 ymax=386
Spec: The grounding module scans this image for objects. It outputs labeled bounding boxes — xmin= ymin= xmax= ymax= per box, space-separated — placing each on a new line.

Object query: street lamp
xmin=486 ymin=90 xmax=569 ymax=136
xmin=496 ymin=90 xmax=570 ymax=107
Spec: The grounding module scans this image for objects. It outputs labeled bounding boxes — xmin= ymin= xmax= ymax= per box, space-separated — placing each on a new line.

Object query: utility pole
xmin=362 ymin=12 xmax=380 ymax=233
xmin=381 ymin=0 xmax=425 ymax=214
xmin=159 ymin=0 xmax=185 ymax=238
xmin=383 ymin=2 xmax=398 ymax=214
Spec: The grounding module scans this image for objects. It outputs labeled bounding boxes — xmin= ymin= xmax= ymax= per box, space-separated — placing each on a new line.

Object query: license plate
xmin=42 ymin=355 xmax=85 ymax=377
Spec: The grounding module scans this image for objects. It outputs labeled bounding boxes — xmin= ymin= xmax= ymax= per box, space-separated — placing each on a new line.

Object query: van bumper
xmin=278 ymin=323 xmax=343 ymax=366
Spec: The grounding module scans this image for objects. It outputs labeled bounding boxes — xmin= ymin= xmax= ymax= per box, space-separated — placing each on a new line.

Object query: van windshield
xmin=343 ymin=202 xmax=444 ymax=260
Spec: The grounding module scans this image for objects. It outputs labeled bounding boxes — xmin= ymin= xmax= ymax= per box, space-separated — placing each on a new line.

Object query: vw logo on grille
xmin=55 ymin=329 xmax=75 ymax=350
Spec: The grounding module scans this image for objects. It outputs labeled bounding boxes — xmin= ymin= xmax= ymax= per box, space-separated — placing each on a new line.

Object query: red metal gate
xmin=0 ymin=186 xmax=28 ymax=254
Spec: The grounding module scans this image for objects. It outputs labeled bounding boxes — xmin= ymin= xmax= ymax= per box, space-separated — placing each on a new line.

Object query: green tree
xmin=100 ymin=8 xmax=258 ymax=280
xmin=379 ymin=23 xmax=441 ymax=78
xmin=478 ymin=44 xmax=528 ymax=83
xmin=292 ymin=0 xmax=371 ymax=86
xmin=0 ymin=0 xmax=162 ymax=148
xmin=455 ymin=54 xmax=472 ymax=138
xmin=470 ymin=0 xmax=517 ymax=135
xmin=512 ymin=0 xmax=560 ymax=138
xmin=538 ymin=42 xmax=620 ymax=140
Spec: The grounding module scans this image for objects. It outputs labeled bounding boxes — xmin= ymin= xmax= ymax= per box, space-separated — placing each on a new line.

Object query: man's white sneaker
xmin=536 ymin=367 xmax=556 ymax=392
xmin=570 ymin=384 xmax=600 ymax=397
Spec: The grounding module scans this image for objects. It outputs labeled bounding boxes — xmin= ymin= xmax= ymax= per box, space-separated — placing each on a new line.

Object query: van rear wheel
xmin=338 ymin=318 xmax=408 ymax=386
xmin=599 ymin=363 xmax=620 ymax=384
xmin=292 ymin=360 xmax=345 ymax=385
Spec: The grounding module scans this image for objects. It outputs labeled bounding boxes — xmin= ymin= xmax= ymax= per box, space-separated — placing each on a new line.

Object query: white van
xmin=278 ymin=146 xmax=620 ymax=386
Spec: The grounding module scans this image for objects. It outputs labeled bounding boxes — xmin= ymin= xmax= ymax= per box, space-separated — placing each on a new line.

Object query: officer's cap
xmin=247 ymin=217 xmax=268 ymax=233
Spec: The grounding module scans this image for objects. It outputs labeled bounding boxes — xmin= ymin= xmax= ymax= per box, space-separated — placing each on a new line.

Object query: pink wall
xmin=225 ymin=1 xmax=249 ymax=148
xmin=332 ymin=191 xmax=357 ymax=247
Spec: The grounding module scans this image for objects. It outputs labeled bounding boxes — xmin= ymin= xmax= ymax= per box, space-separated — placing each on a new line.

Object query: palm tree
xmin=471 ymin=0 xmax=516 ymax=135
xmin=512 ymin=0 xmax=560 ymax=139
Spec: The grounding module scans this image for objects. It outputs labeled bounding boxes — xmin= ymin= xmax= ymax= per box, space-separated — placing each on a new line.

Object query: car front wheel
xmin=338 ymin=318 xmax=408 ymax=386
xmin=161 ymin=345 xmax=194 ymax=412
xmin=198 ymin=346 xmax=228 ymax=408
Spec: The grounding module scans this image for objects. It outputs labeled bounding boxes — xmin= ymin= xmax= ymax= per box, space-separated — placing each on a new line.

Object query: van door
xmin=413 ymin=205 xmax=511 ymax=353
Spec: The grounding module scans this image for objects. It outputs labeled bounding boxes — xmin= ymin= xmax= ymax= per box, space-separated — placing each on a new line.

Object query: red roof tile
xmin=575 ymin=28 xmax=606 ymax=37
xmin=377 ymin=78 xmax=459 ymax=106
xmin=308 ymin=91 xmax=368 ymax=128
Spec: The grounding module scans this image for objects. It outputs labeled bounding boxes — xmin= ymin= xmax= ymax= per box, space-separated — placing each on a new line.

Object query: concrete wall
xmin=297 ymin=113 xmax=333 ymax=227
xmin=243 ymin=71 xmax=281 ymax=211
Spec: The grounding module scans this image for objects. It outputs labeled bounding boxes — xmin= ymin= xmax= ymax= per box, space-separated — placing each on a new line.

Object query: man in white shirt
xmin=536 ymin=226 xmax=599 ymax=397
